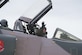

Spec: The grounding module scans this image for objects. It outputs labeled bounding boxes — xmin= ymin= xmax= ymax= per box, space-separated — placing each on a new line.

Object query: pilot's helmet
xmin=42 ymin=22 xmax=46 ymax=27
xmin=42 ymin=22 xmax=44 ymax=25
xmin=0 ymin=19 xmax=8 ymax=27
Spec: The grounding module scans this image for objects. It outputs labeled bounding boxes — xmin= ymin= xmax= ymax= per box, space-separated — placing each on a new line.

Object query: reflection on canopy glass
xmin=53 ymin=28 xmax=81 ymax=41
xmin=23 ymin=0 xmax=49 ymax=18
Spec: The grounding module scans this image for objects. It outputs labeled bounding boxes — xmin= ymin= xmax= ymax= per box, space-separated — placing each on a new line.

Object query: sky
xmin=0 ymin=0 xmax=82 ymax=39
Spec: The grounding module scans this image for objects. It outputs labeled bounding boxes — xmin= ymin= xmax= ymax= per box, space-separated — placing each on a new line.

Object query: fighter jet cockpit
xmin=13 ymin=16 xmax=40 ymax=34
xmin=12 ymin=0 xmax=52 ymax=37
xmin=0 ymin=0 xmax=52 ymax=36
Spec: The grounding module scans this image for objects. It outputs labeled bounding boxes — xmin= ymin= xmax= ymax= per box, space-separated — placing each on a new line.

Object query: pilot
xmin=36 ymin=22 xmax=47 ymax=38
xmin=0 ymin=19 xmax=11 ymax=30
xmin=0 ymin=19 xmax=8 ymax=27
